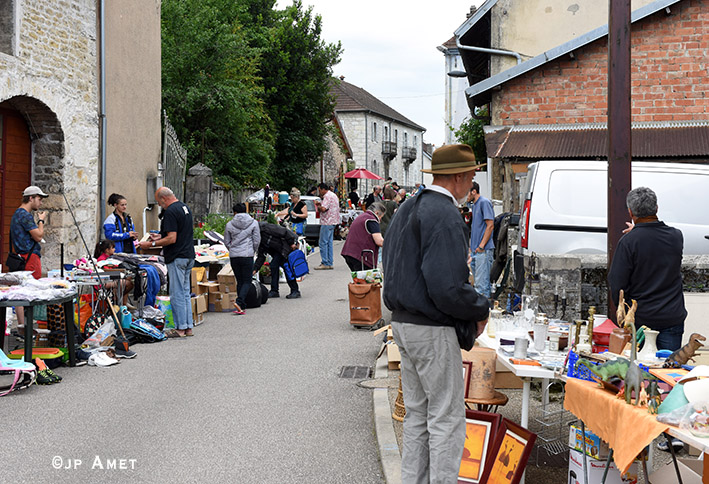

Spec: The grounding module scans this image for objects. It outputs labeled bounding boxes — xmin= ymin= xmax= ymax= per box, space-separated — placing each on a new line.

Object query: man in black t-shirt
xmin=139 ymin=187 xmax=196 ymax=337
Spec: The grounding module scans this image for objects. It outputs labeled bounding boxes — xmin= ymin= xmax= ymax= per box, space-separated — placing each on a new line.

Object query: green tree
xmin=259 ymin=1 xmax=342 ymax=189
xmin=161 ymin=0 xmax=274 ymax=188
xmin=453 ymin=106 xmax=489 ymax=164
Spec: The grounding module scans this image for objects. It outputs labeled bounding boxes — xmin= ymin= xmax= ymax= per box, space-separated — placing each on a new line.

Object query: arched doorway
xmin=0 ymin=96 xmax=65 ymax=270
xmin=0 ymin=107 xmax=32 ymax=262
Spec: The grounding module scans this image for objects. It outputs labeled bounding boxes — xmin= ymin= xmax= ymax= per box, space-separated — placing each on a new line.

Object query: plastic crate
xmin=567 ymin=350 xmax=599 ymax=381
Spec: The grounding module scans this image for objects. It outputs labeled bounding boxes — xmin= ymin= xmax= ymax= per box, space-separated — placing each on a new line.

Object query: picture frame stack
xmin=458 ymin=410 xmax=537 ymax=484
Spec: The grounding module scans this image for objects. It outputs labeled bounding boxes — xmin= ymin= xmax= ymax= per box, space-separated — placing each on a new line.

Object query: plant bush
xmin=193 ymin=213 xmax=232 ymax=239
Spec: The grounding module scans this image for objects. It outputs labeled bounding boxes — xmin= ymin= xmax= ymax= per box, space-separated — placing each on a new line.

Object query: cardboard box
xmin=208 ymin=292 xmax=236 ymax=312
xmin=387 ymin=342 xmax=401 ymax=370
xmin=190 ymin=267 xmax=206 ymax=292
xmin=217 ymin=264 xmax=237 ymax=292
xmin=199 ymin=282 xmax=221 ymax=294
xmin=219 ymin=281 xmax=236 ymax=293
xmin=568 ymin=425 xmax=610 ymax=460
xmin=650 ymin=457 xmax=703 ymax=484
xmin=568 ymin=449 xmax=637 ymax=484
xmin=195 ymin=294 xmax=207 ymax=314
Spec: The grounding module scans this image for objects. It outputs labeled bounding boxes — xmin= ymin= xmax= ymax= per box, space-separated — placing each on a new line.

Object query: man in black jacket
xmin=608 ymin=186 xmax=686 ymax=351
xmin=383 ymin=144 xmax=489 ymax=483
xmin=253 ymin=222 xmax=301 ymax=299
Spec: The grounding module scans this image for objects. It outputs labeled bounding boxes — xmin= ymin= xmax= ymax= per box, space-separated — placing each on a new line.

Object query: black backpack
xmin=245 ymin=279 xmax=269 ymax=308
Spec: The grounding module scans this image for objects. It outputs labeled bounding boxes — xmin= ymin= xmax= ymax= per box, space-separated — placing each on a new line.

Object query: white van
xmin=519 ymin=160 xmax=709 ymax=255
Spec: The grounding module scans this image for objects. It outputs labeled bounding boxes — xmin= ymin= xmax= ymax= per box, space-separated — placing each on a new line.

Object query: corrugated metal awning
xmin=484 ymin=122 xmax=709 ymax=159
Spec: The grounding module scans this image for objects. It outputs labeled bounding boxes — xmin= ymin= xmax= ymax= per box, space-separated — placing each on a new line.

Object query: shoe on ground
xmin=36 ymin=369 xmax=55 ymax=385
xmin=657 ymin=437 xmax=684 ymax=452
xmin=46 ymin=368 xmax=62 ymax=382
xmin=285 ymin=291 xmax=301 ymax=299
xmin=314 ymin=264 xmax=333 ymax=270
xmin=113 ymin=348 xmax=137 ymax=359
xmin=267 ymin=291 xmax=280 ymax=298
xmin=88 ymin=353 xmax=120 ymax=367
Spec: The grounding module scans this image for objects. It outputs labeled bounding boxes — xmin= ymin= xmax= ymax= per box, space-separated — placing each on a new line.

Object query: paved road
xmin=1 ymin=241 xmax=385 ymax=483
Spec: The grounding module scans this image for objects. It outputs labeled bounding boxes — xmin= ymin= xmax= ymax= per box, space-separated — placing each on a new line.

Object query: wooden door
xmin=0 ymin=109 xmax=32 ymax=263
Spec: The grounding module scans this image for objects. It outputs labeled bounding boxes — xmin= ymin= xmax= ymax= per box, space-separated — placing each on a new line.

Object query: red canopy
xmin=344 ymin=168 xmax=382 ymax=180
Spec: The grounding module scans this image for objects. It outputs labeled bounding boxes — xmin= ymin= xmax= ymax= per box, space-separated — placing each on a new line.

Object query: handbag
xmin=5 ymin=235 xmax=36 ymax=272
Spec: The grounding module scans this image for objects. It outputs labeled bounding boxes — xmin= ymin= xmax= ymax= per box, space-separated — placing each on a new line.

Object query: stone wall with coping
xmin=0 ymin=0 xmax=99 ymax=269
xmin=523 ymin=254 xmax=709 ymax=321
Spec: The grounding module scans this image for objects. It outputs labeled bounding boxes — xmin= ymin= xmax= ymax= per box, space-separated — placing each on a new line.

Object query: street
xmin=1 ymin=242 xmax=385 ymax=483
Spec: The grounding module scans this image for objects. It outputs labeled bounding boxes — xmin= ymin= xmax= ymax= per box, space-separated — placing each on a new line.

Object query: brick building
xmin=0 ymin=0 xmax=161 ymax=271
xmin=455 ymin=0 xmax=709 ymax=211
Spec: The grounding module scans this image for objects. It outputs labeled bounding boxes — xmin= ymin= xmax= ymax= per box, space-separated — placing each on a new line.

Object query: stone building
xmin=454 ymin=0 xmax=709 ymax=211
xmin=0 ymin=0 xmax=162 ymax=272
xmin=330 ymin=79 xmax=426 ymax=196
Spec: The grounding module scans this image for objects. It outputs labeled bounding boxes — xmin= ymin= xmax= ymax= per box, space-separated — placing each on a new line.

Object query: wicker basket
xmin=392 ymin=377 xmax=406 ymax=422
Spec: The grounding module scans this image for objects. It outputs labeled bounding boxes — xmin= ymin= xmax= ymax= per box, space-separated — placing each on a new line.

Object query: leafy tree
xmin=259 ymin=1 xmax=342 ymax=189
xmin=161 ymin=0 xmax=342 ymax=191
xmin=454 ymin=106 xmax=489 ymax=164
xmin=161 ymin=0 xmax=274 ymax=188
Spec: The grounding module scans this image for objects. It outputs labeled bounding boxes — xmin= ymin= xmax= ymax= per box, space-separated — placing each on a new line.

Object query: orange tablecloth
xmin=564 ymin=378 xmax=668 ymax=473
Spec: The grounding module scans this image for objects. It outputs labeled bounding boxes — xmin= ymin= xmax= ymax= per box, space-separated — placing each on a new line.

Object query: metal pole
xmin=607 ymin=0 xmax=632 ymax=319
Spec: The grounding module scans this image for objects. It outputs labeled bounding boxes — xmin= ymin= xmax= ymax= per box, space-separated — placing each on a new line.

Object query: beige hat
xmin=421 ymin=144 xmax=486 ymax=175
xmin=23 ymin=186 xmax=48 ymax=198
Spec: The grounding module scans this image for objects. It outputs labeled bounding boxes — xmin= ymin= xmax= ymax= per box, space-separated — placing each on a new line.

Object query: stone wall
xmin=523 ymin=254 xmax=709 ymax=321
xmin=0 ymin=0 xmax=99 ymax=270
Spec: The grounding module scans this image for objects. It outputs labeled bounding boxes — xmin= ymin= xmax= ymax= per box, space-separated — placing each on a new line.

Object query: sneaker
xmin=657 ymin=437 xmax=684 ymax=452
xmin=113 ymin=348 xmax=137 ymax=359
xmin=285 ymin=291 xmax=301 ymax=299
xmin=46 ymin=368 xmax=62 ymax=382
xmin=36 ymin=369 xmax=55 ymax=385
xmin=88 ymin=353 xmax=120 ymax=367
xmin=313 ymin=264 xmax=330 ymax=270
xmin=267 ymin=291 xmax=280 ymax=298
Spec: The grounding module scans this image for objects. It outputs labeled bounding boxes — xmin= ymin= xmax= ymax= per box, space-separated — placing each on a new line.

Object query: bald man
xmin=139 ymin=187 xmax=196 ymax=337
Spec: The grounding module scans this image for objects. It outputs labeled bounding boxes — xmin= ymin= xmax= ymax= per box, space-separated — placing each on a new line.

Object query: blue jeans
xmin=470 ymin=248 xmax=493 ymax=298
xmin=319 ymin=224 xmax=335 ymax=266
xmin=656 ymin=324 xmax=684 ymax=351
xmin=167 ymin=258 xmax=194 ymax=330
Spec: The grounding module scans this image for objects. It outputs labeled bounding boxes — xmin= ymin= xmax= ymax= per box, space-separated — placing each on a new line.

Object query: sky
xmin=277 ymin=0 xmax=484 ymax=148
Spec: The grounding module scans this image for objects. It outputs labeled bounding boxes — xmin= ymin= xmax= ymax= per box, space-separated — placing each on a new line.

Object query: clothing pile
xmin=0 ymin=275 xmax=76 ymax=302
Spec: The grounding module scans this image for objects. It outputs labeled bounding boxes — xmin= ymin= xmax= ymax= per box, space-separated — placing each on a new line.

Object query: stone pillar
xmin=185 ymin=163 xmax=212 ymax=223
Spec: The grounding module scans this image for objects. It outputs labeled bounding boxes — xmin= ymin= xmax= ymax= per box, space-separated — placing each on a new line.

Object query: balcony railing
xmin=402 ymin=146 xmax=417 ymax=162
xmin=382 ymin=141 xmax=397 ymax=156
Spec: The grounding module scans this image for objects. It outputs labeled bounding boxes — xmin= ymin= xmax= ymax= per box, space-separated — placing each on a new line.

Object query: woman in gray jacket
xmin=224 ymin=203 xmax=261 ymax=314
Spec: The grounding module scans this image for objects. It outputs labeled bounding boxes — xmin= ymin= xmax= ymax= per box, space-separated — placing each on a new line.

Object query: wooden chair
xmin=465 ymin=390 xmax=509 ymax=413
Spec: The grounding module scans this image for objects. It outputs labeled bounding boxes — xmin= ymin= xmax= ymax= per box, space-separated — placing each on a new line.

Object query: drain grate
xmin=339 ymin=366 xmax=372 ymax=379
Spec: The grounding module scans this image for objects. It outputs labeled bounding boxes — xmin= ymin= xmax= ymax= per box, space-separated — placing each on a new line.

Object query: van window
xmin=637 ymin=171 xmax=709 ymax=225
xmin=304 ymin=199 xmax=316 ymax=212
xmin=547 ymin=169 xmax=606 ymax=218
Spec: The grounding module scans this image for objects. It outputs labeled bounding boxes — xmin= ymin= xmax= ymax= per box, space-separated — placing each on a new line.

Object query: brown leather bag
xmin=348 ymin=282 xmax=382 ymax=326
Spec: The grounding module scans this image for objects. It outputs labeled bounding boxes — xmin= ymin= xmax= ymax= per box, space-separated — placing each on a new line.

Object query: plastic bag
xmin=351 ymin=268 xmax=383 ymax=284
xmin=81 ymin=320 xmax=116 ymax=348
xmin=155 ymin=296 xmax=174 ymax=329
xmin=680 ymin=402 xmax=709 ymax=437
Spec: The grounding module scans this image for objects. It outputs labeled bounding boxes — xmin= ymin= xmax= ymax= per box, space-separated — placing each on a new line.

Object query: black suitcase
xmin=245 ymin=278 xmax=269 ymax=308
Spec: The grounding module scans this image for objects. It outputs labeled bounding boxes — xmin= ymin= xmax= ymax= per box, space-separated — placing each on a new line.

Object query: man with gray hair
xmin=139 ymin=187 xmax=196 ymax=337
xmin=608 ymin=186 xmax=686 ymax=351
xmin=363 ymin=185 xmax=382 ymax=209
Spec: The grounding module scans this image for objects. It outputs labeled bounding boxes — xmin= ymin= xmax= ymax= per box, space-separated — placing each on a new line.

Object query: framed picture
xmin=458 ymin=410 xmax=501 ymax=484
xmin=462 ymin=360 xmax=472 ymax=399
xmin=480 ymin=418 xmax=537 ymax=484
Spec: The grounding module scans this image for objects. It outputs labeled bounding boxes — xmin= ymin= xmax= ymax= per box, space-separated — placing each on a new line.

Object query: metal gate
xmin=161 ymin=110 xmax=187 ymax=200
